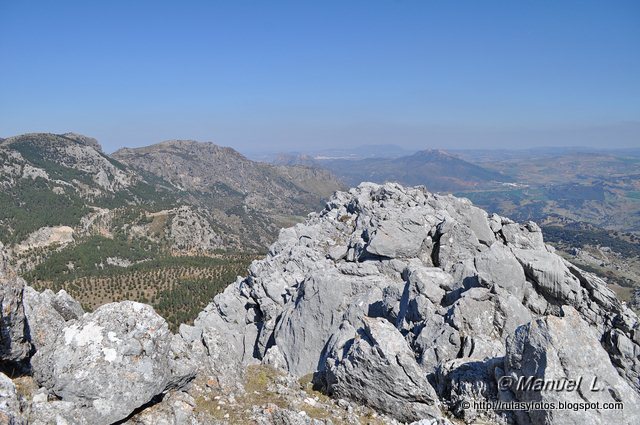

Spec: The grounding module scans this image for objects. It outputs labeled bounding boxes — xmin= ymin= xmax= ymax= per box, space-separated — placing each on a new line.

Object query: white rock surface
xmin=30 ymin=302 xmax=196 ymax=424
xmin=15 ymin=226 xmax=74 ymax=254
xmin=192 ymin=182 xmax=640 ymax=423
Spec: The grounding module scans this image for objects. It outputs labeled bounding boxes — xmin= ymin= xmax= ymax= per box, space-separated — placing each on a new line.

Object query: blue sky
xmin=1 ymin=0 xmax=638 ymax=153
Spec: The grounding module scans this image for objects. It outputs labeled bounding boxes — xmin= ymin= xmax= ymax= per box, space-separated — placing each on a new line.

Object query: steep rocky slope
xmin=1 ymin=133 xmax=144 ymax=201
xmin=1 ymin=183 xmax=639 ymax=424
xmin=114 ymin=140 xmax=341 ymax=207
xmin=0 ymin=133 xmax=177 ymax=249
xmin=113 ymin=140 xmax=344 ymax=243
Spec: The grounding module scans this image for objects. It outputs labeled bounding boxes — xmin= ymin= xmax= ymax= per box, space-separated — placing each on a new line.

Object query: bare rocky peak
xmin=1 ymin=133 xmax=137 ymax=195
xmin=2 ymin=132 xmax=102 ymax=151
xmin=113 ymin=140 xmax=340 ymax=193
xmin=192 ymin=182 xmax=640 ymax=423
xmin=116 ymin=139 xmax=245 ymax=161
xmin=113 ymin=138 xmax=342 ymax=215
xmin=60 ymin=133 xmax=102 ymax=151
xmin=2 ymin=183 xmax=639 ymax=424
xmin=113 ymin=140 xmax=252 ymax=191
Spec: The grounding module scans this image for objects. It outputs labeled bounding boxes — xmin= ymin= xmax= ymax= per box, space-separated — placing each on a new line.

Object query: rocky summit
xmin=1 ymin=182 xmax=639 ymax=424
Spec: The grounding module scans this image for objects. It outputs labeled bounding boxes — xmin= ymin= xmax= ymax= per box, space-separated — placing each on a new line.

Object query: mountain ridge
xmin=0 ymin=132 xmax=343 ymax=252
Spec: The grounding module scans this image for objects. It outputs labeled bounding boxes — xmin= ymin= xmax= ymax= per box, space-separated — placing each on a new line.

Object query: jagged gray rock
xmin=50 ymin=289 xmax=84 ymax=321
xmin=192 ymin=182 xmax=640 ymax=423
xmin=324 ymin=318 xmax=441 ymax=422
xmin=23 ymin=287 xmax=82 ymax=355
xmin=0 ymin=372 xmax=24 ymax=425
xmin=435 ymin=357 xmax=503 ymax=424
xmin=30 ymin=301 xmax=196 ymax=424
xmin=365 ymin=208 xmax=430 ymax=258
xmin=0 ymin=244 xmax=31 ymax=364
xmin=501 ymin=306 xmax=640 ymax=425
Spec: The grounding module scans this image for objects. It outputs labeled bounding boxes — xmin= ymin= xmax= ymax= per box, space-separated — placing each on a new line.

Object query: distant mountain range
xmin=272 ymin=146 xmax=640 ymax=234
xmin=275 ymin=149 xmax=511 ymax=192
xmin=247 ymin=143 xmax=413 ymax=162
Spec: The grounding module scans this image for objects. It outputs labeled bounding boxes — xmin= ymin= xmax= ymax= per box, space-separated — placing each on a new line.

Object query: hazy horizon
xmin=1 ymin=1 xmax=638 ymax=152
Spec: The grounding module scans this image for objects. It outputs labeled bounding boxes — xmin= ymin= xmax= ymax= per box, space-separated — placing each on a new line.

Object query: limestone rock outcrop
xmin=0 ymin=243 xmax=198 ymax=425
xmin=0 ymin=372 xmax=23 ymax=425
xmin=0 ymin=243 xmax=31 ymax=365
xmin=30 ymin=301 xmax=196 ymax=424
xmin=324 ymin=318 xmax=441 ymax=422
xmin=501 ymin=305 xmax=640 ymax=425
xmin=192 ymin=182 xmax=640 ymax=423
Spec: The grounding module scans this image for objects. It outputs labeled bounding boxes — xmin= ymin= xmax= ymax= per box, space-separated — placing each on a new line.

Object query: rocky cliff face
xmin=191 ymin=182 xmax=640 ymax=423
xmin=1 ymin=133 xmax=138 ymax=196
xmin=1 ymin=183 xmax=639 ymax=424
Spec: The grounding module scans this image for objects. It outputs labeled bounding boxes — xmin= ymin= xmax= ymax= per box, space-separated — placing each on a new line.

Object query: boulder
xmin=500 ymin=221 xmax=545 ymax=250
xmin=0 ymin=372 xmax=24 ymax=425
xmin=474 ymin=242 xmax=527 ymax=302
xmin=50 ymin=289 xmax=84 ymax=321
xmin=435 ymin=357 xmax=504 ymax=424
xmin=274 ymin=272 xmax=355 ymax=376
xmin=433 ymin=219 xmax=482 ymax=272
xmin=31 ymin=301 xmax=196 ymax=424
xmin=365 ymin=209 xmax=429 ymax=258
xmin=324 ymin=318 xmax=442 ymax=423
xmin=413 ymin=315 xmax=461 ymax=372
xmin=502 ymin=306 xmax=640 ymax=425
xmin=22 ymin=287 xmax=71 ymax=354
xmin=512 ymin=248 xmax=583 ymax=306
